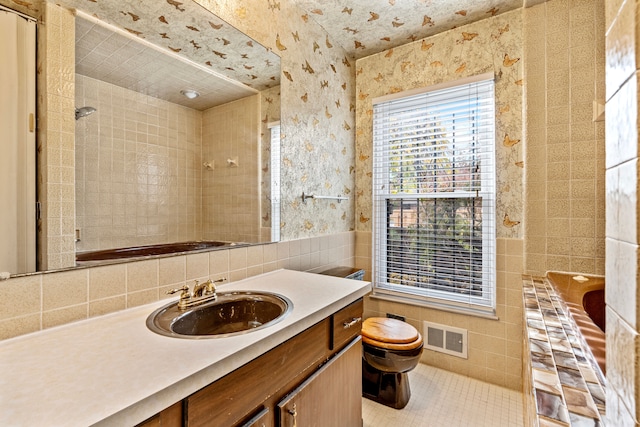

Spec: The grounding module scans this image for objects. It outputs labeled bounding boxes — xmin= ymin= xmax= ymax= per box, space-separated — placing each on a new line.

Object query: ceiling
xmin=71 ymin=0 xmax=542 ymax=110
xmin=59 ymin=0 xmax=281 ymax=111
xmin=291 ymin=0 xmax=544 ymax=59
xmin=75 ymin=14 xmax=257 ymax=110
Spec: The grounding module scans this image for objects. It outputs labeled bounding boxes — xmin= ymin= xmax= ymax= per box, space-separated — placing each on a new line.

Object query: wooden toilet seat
xmin=361 ymin=317 xmax=423 ymax=351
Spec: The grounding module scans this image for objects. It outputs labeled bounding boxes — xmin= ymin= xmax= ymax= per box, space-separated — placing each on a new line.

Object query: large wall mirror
xmin=2 ymin=0 xmax=280 ymax=276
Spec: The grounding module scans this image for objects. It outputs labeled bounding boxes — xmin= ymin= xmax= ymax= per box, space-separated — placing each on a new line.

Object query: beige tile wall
xmin=523 ymin=0 xmax=606 ymax=276
xmin=358 ymin=232 xmax=524 ymax=391
xmin=202 ymin=95 xmax=261 ymax=243
xmin=604 ymin=0 xmax=640 ymax=424
xmin=0 ymin=232 xmax=356 ymax=340
xmin=36 ymin=3 xmax=77 ymax=271
xmin=74 ymin=75 xmax=202 ymax=252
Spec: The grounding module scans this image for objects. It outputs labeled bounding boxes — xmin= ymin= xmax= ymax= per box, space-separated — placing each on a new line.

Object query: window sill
xmin=369 ymin=291 xmax=499 ymax=321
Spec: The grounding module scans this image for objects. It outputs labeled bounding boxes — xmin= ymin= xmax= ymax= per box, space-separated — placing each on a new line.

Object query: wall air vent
xmin=423 ymin=321 xmax=468 ymax=359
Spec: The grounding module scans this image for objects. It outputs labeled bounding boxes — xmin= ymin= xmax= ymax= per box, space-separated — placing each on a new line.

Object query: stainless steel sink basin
xmin=146 ymin=291 xmax=293 ymax=339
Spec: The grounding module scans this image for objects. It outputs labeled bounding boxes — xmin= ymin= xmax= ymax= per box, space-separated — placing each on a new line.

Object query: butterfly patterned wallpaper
xmin=192 ymin=0 xmax=359 ymax=239
xmin=1 ymin=0 xmax=41 ymax=18
xmin=2 ymin=0 xmax=531 ymax=242
xmin=291 ymin=0 xmax=526 ymax=59
xmin=355 ymin=9 xmax=524 ymax=239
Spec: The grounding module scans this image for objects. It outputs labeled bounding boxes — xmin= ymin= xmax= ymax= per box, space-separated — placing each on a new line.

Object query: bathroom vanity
xmin=0 ymin=270 xmax=370 ymax=426
xmin=140 ymin=298 xmax=364 ymax=426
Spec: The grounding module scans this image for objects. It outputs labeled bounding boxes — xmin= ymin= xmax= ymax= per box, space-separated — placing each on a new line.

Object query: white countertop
xmin=0 ymin=269 xmax=371 ymax=427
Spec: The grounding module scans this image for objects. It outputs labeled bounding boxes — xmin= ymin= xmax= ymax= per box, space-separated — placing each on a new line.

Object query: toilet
xmin=361 ymin=317 xmax=424 ymax=409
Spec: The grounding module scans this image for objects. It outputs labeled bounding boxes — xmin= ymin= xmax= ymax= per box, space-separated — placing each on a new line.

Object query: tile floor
xmin=362 ymin=364 xmax=524 ymax=427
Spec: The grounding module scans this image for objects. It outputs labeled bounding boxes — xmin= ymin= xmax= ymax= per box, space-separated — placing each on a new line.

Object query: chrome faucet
xmin=167 ymin=277 xmax=226 ymax=310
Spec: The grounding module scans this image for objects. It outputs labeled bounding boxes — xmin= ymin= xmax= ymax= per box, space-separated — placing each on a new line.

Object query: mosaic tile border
xmin=522 ymin=276 xmax=606 ymax=426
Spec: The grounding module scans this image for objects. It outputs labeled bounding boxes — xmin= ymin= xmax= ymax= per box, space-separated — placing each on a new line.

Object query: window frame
xmin=371 ymin=73 xmax=497 ymax=315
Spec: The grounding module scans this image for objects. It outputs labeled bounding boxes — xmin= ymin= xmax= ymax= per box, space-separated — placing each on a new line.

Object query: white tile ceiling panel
xmin=75 ymin=15 xmax=257 ymax=110
xmin=58 ymin=0 xmax=281 ymax=91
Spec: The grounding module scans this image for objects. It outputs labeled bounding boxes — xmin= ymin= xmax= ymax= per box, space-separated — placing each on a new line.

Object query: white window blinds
xmin=268 ymin=122 xmax=281 ymax=242
xmin=372 ymin=75 xmax=496 ymax=313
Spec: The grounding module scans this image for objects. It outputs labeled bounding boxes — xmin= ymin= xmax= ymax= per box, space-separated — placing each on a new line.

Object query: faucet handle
xmin=211 ymin=277 xmax=226 ymax=293
xmin=201 ymin=278 xmax=223 ymax=295
xmin=167 ymin=285 xmax=190 ymax=299
xmin=168 ymin=285 xmax=193 ymax=310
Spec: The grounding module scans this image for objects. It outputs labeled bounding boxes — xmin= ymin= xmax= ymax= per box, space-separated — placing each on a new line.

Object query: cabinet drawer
xmin=331 ymin=298 xmax=363 ymax=350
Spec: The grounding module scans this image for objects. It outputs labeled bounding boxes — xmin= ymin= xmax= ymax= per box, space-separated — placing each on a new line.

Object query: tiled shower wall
xmin=201 ymin=95 xmax=261 ymax=243
xmin=523 ymin=0 xmax=606 ymax=277
xmin=75 ymin=75 xmax=202 ymax=252
xmin=0 ymin=232 xmax=355 ymax=340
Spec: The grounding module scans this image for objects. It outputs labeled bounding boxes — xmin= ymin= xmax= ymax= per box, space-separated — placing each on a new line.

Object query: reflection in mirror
xmin=5 ymin=0 xmax=280 ymax=276
xmin=72 ymin=12 xmax=281 ymax=266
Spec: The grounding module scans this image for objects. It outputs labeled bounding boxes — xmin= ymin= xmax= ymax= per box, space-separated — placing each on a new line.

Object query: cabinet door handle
xmin=287 ymin=403 xmax=297 ymax=427
xmin=343 ymin=317 xmax=362 ymax=329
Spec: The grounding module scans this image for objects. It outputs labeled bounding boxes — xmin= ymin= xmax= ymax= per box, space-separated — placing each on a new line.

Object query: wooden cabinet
xmin=136 ymin=298 xmax=363 ymax=427
xmin=277 ymin=338 xmax=362 ymax=427
xmin=136 ymin=402 xmax=183 ymax=427
xmin=185 ymin=319 xmax=331 ymax=427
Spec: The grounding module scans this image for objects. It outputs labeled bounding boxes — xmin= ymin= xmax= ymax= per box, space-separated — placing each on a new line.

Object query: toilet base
xmin=362 ymin=358 xmax=412 ymax=409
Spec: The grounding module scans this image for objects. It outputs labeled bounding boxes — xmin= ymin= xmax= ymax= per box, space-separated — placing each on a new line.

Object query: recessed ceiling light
xmin=180 ymin=89 xmax=200 ymax=99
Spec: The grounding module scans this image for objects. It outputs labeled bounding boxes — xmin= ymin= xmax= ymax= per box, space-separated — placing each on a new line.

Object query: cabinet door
xmin=186 ymin=319 xmax=330 ymax=427
xmin=277 ymin=337 xmax=362 ymax=427
xmin=239 ymin=407 xmax=272 ymax=427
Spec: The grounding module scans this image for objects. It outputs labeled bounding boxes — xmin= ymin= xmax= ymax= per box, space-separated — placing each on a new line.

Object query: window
xmin=268 ymin=122 xmax=281 ymax=242
xmin=372 ymin=73 xmax=496 ymax=314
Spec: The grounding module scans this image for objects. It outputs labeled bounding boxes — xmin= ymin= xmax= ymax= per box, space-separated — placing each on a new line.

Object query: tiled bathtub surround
xmin=522 ymin=276 xmax=606 ymax=426
xmin=0 ymin=232 xmax=355 ymax=340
